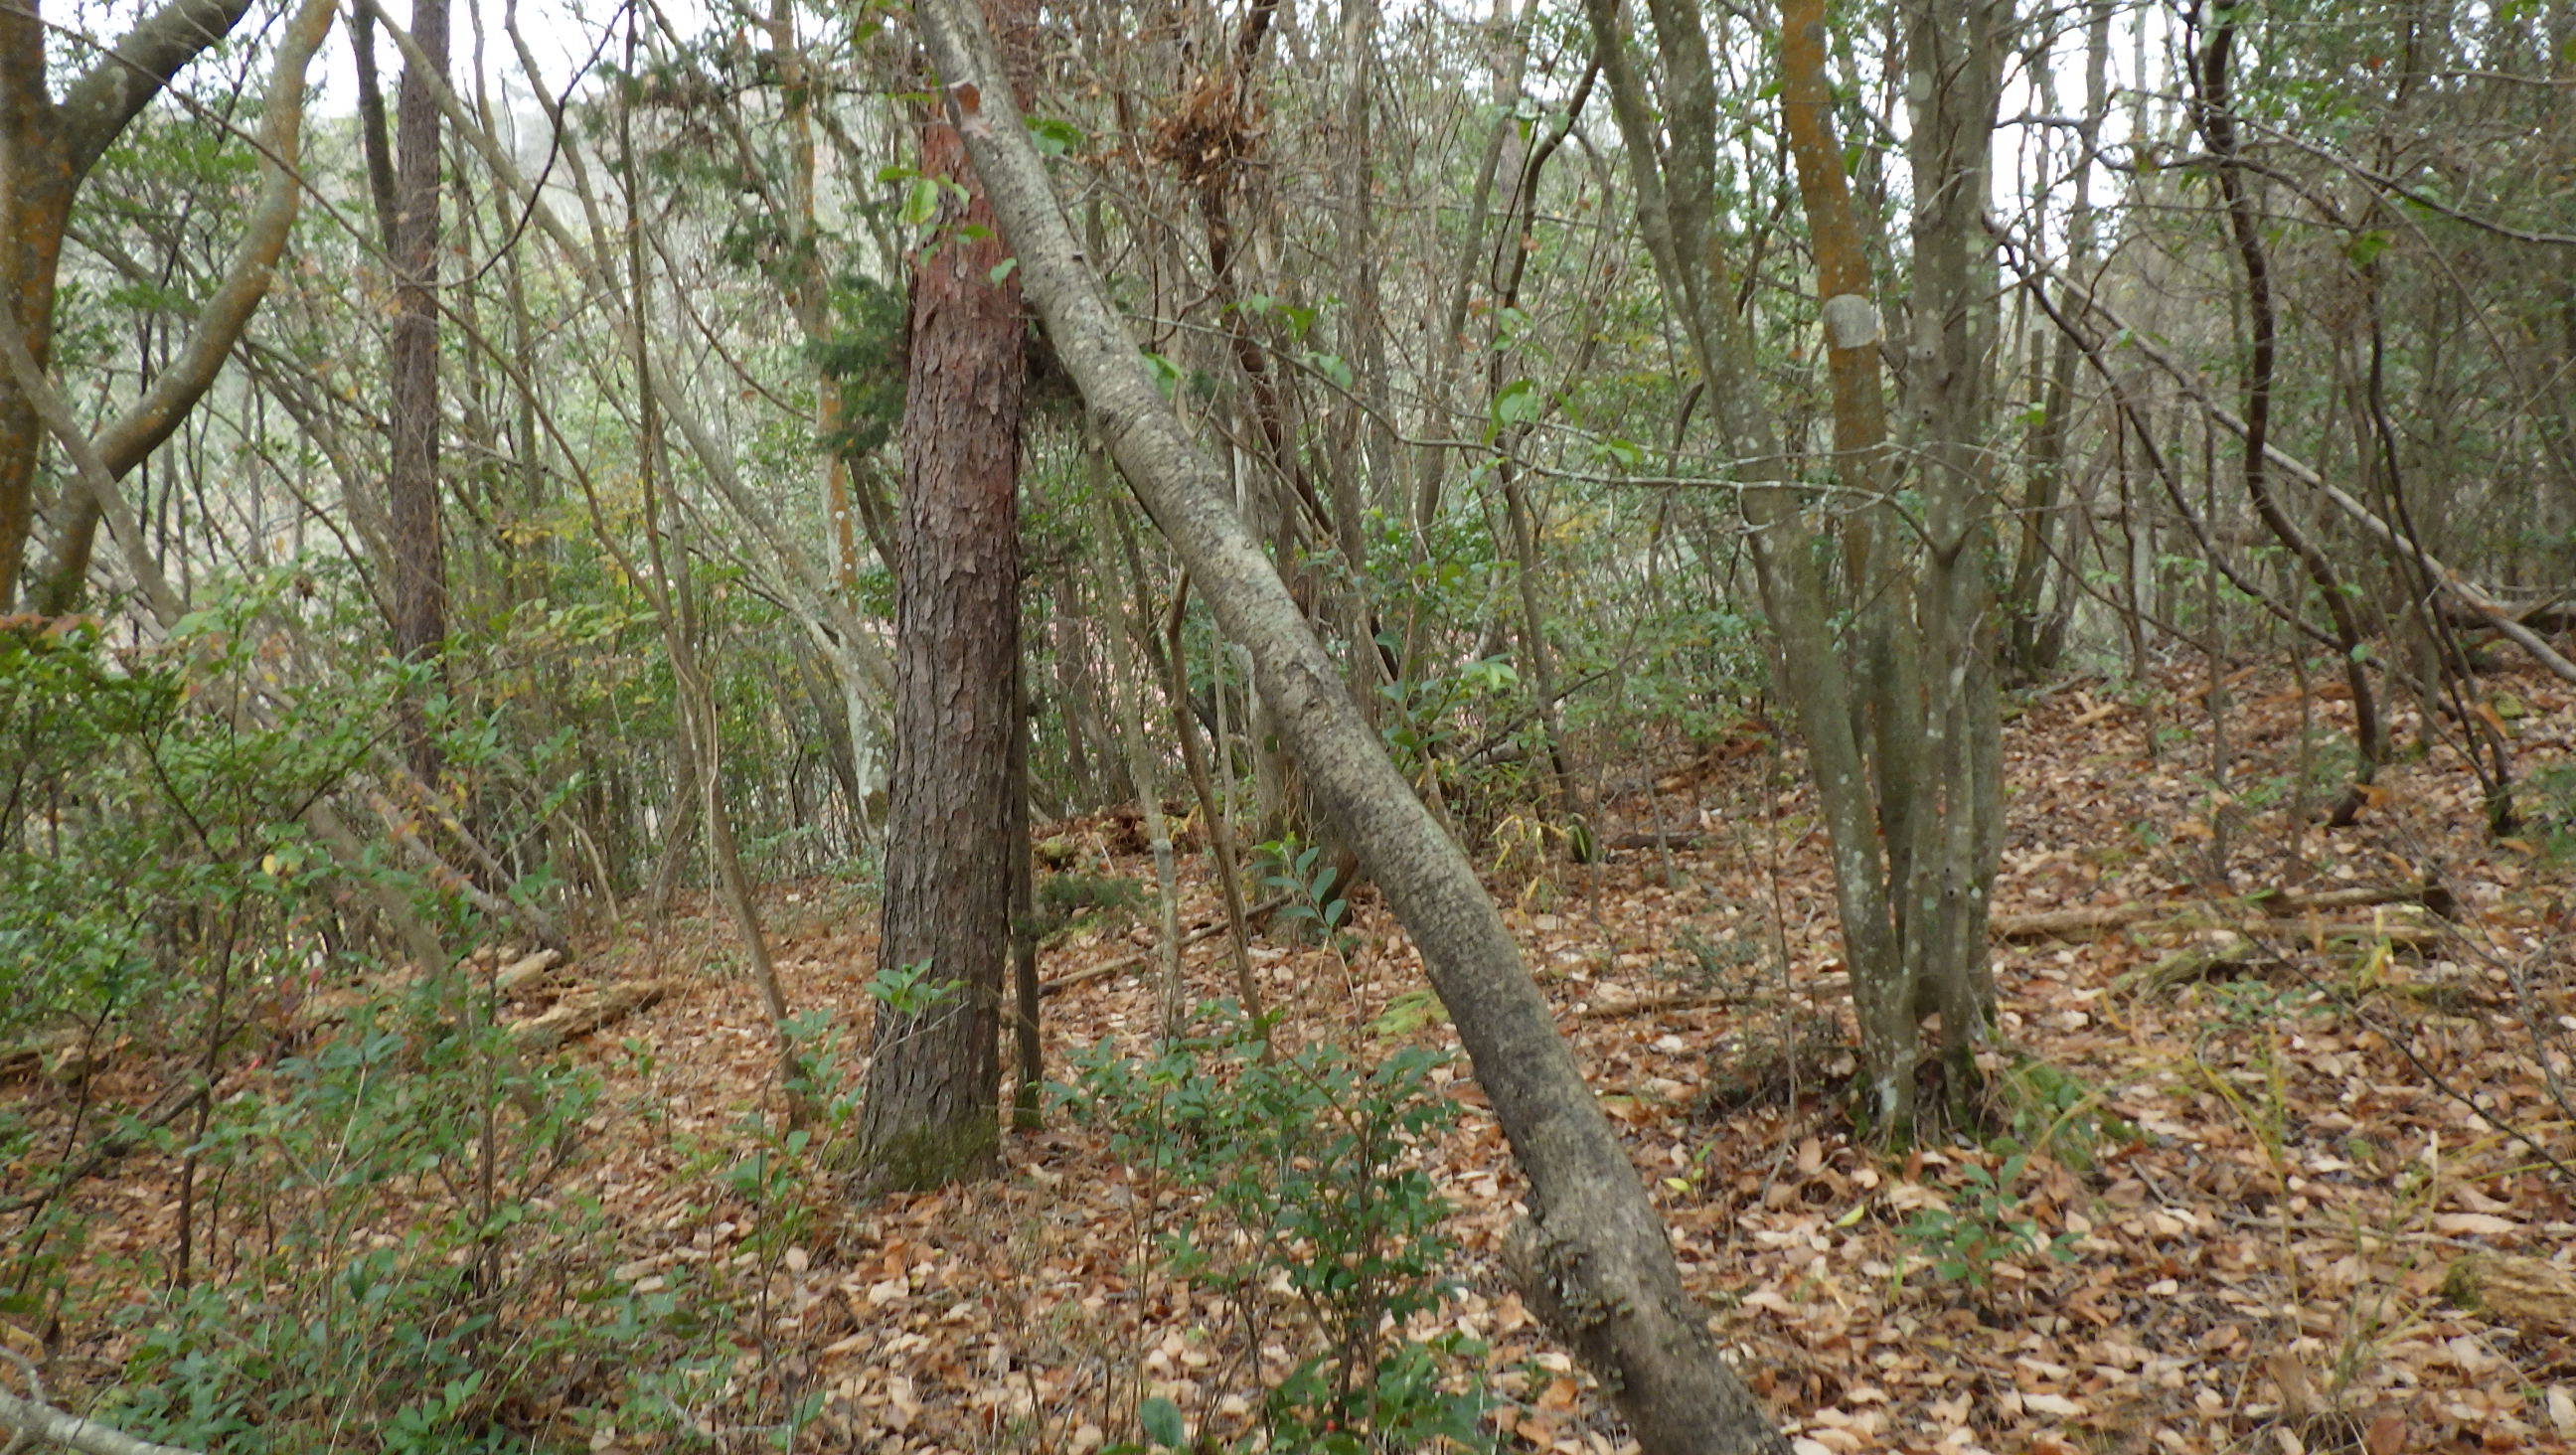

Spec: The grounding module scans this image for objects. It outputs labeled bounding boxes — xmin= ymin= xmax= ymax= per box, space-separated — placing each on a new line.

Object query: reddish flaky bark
xmin=853 ymin=0 xmax=1036 ymax=1190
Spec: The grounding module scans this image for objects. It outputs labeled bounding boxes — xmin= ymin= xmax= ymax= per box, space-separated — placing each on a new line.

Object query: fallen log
xmin=2445 ymin=1252 xmax=2576 ymax=1334
xmin=1604 ymin=832 xmax=1724 ymax=852
xmin=2113 ymin=916 xmax=2446 ymax=995
xmin=1038 ymin=894 xmax=1288 ymax=998
xmin=1574 ymin=989 xmax=1730 ymax=1020
xmin=494 ymin=948 xmax=566 ymax=996
xmin=1995 ymin=882 xmax=2450 ymax=942
xmin=0 ymin=1385 xmax=201 ymax=1455
xmin=509 ymin=980 xmax=671 ymax=1051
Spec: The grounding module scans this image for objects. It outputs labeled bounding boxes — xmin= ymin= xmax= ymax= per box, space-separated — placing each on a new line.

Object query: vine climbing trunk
xmin=2192 ymin=1 xmax=2384 ymax=820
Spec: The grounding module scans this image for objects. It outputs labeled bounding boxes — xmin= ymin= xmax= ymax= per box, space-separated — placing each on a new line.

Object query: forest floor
xmin=13 ymin=658 xmax=2576 ymax=1455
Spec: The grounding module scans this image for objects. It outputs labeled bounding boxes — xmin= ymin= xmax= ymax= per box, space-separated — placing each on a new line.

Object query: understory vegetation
xmin=5 ymin=0 xmax=2574 ymax=1449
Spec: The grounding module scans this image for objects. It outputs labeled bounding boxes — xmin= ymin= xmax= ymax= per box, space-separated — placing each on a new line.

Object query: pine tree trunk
xmin=853 ymin=0 xmax=1034 ymax=1190
xmin=904 ymin=5 xmax=1789 ymax=1446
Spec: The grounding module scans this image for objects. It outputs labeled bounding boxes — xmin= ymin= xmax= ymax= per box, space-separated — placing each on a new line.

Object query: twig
xmin=0 ymin=1078 xmax=206 ymax=1220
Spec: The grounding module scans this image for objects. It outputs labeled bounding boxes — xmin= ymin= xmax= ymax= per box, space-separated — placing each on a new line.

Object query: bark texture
xmin=1582 ymin=0 xmax=2008 ymax=1135
xmin=0 ymin=0 xmax=258 ymax=604
xmin=33 ymin=0 xmax=334 ymax=610
xmin=386 ymin=0 xmax=450 ymax=774
xmin=853 ymin=0 xmax=1033 ymax=1189
xmin=905 ymin=0 xmax=1788 ymax=1447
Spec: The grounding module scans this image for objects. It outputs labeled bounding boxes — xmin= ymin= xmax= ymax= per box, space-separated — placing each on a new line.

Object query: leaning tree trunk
xmin=906 ymin=2 xmax=1788 ymax=1448
xmin=851 ymin=0 xmax=1034 ymax=1192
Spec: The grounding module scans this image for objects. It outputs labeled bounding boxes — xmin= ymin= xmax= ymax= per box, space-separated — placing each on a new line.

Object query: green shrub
xmin=86 ymin=975 xmax=811 ymax=1455
xmin=1898 ymin=1152 xmax=2079 ymax=1292
xmin=1028 ymin=871 xmax=1148 ymax=940
xmin=2525 ymin=760 xmax=2576 ymax=861
xmin=1057 ymin=1006 xmax=1492 ymax=1454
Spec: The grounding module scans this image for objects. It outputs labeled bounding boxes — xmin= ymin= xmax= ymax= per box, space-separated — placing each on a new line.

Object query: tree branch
xmin=0 ymin=1387 xmax=203 ymax=1455
xmin=56 ymin=0 xmax=258 ymax=182
xmin=1992 ymin=219 xmax=2576 ymax=687
xmin=92 ymin=0 xmax=331 ymax=479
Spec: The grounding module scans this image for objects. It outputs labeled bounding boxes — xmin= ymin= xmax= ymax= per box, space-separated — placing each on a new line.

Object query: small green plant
xmin=1257 ymin=834 xmax=1350 ymax=941
xmin=100 ymin=977 xmax=765 ymax=1454
xmin=1988 ymin=1057 xmax=2138 ymax=1172
xmin=1030 ymin=871 xmax=1149 ymax=939
xmin=1058 ymin=1006 xmax=1493 ymax=1453
xmin=779 ymin=1008 xmax=866 ymax=1129
xmin=1257 ymin=835 xmax=1366 ymax=1018
xmin=2188 ymin=979 xmax=2332 ymax=1176
xmin=1365 ymin=987 xmax=1448 ymax=1041
xmin=2524 ymin=762 xmax=2576 ymax=861
xmin=864 ymin=957 xmax=959 ymax=1017
xmin=1665 ymin=926 xmax=1764 ymax=995
xmin=1899 ymin=1153 xmax=2078 ymax=1291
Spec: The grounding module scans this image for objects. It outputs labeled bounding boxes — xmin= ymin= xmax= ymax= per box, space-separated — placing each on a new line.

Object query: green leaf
xmin=989 ymin=257 xmax=1019 ymax=285
xmin=1138 ymin=1395 xmax=1186 ymax=1449
xmin=1026 ymin=115 xmax=1085 ymax=156
xmin=1303 ymin=350 xmax=1353 ymax=391
xmin=2343 ymin=229 xmax=2392 ymax=268
xmin=1492 ymin=378 xmax=1541 ymax=428
xmin=899 ymin=175 xmax=941 ymax=229
xmin=1367 ymin=988 xmax=1447 ymax=1039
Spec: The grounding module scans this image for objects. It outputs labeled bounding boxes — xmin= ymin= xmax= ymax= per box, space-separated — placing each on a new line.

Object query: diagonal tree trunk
xmin=905 ymin=2 xmax=1788 ymax=1447
xmin=27 ymin=0 xmax=335 ymax=611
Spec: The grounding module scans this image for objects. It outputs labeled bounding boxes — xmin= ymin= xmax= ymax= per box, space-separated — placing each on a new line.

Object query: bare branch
xmin=56 ymin=0 xmax=258 ymax=181
xmin=92 ymin=0 xmax=334 ymax=478
xmin=0 ymin=1387 xmax=203 ymax=1455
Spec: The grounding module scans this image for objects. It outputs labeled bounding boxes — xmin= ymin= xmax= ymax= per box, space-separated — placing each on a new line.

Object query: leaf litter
xmin=8 ymin=661 xmax=2576 ymax=1454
